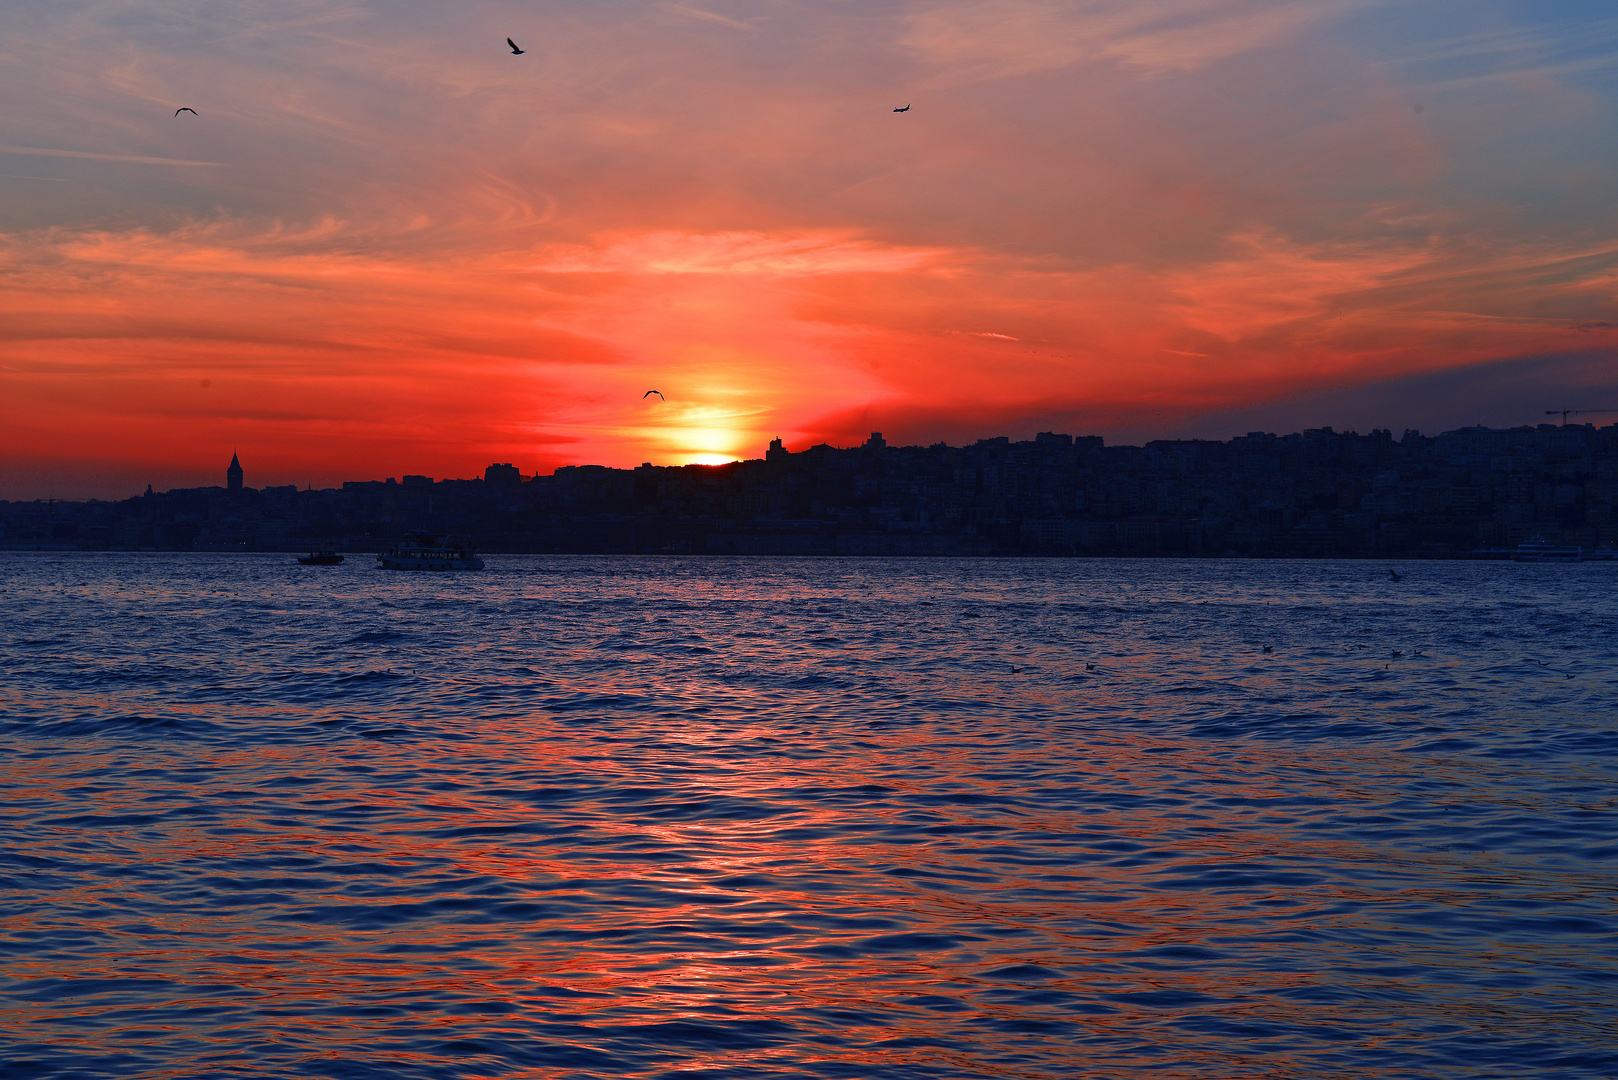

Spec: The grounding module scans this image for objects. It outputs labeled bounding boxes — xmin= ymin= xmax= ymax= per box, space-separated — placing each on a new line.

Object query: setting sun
xmin=1 ymin=0 xmax=1615 ymax=502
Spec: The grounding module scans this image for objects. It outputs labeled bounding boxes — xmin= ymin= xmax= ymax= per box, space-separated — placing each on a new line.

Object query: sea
xmin=2 ymin=553 xmax=1616 ymax=1079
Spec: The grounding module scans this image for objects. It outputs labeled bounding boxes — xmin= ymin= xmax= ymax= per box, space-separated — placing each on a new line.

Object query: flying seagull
xmin=643 ymin=390 xmax=664 ymax=400
xmin=174 ymin=107 xmax=197 ymax=116
xmin=507 ymin=37 xmax=525 ymax=54
xmin=893 ymin=104 xmax=910 ymax=113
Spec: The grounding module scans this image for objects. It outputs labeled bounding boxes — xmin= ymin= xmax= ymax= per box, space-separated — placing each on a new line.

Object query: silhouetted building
xmin=485 ymin=463 xmax=521 ymax=487
xmin=226 ymin=452 xmax=243 ymax=495
xmin=12 ymin=422 xmax=1618 ymax=557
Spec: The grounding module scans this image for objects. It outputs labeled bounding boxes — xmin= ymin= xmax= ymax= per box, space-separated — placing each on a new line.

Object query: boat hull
xmin=1511 ymin=536 xmax=1584 ymax=562
xmin=378 ymin=555 xmax=484 ymax=571
xmin=377 ymin=532 xmax=484 ymax=571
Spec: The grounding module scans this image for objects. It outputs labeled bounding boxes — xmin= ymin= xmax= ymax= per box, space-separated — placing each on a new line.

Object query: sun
xmin=670 ymin=422 xmax=747 ymax=466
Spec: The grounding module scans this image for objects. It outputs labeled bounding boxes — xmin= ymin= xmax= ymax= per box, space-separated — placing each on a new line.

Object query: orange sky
xmin=4 ymin=0 xmax=1618 ymax=498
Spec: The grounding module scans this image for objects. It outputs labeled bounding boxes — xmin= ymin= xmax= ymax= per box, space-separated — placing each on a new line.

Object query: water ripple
xmin=1 ymin=553 xmax=1616 ymax=1078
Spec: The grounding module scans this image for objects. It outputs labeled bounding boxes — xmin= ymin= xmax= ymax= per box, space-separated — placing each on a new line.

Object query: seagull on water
xmin=174 ymin=107 xmax=197 ymax=116
xmin=1388 ymin=568 xmax=1402 ymax=581
xmin=1262 ymin=645 xmax=1273 ymax=654
xmin=507 ymin=37 xmax=525 ymax=54
xmin=642 ymin=390 xmax=664 ymax=400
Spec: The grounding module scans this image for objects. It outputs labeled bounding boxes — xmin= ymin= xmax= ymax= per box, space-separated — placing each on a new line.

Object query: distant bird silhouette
xmin=174 ymin=107 xmax=197 ymax=116
xmin=1565 ymin=672 xmax=1575 ymax=679
xmin=1010 ymin=665 xmax=1022 ymax=674
xmin=1388 ymin=568 xmax=1402 ymax=581
xmin=893 ymin=104 xmax=910 ymax=113
xmin=1085 ymin=663 xmax=1095 ymax=671
xmin=1262 ymin=645 xmax=1273 ymax=654
xmin=506 ymin=37 xmax=525 ymax=54
xmin=642 ymin=390 xmax=664 ymax=400
xmin=1390 ymin=649 xmax=1403 ymax=658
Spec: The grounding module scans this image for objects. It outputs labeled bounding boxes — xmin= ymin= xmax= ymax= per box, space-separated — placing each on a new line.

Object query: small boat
xmin=377 ymin=532 xmax=484 ymax=571
xmin=298 ymin=543 xmax=344 ymax=565
xmin=1512 ymin=536 xmax=1583 ymax=563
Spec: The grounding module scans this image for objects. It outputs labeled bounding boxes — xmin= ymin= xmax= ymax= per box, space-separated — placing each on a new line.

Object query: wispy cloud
xmin=1385 ymin=16 xmax=1618 ymax=89
xmin=0 ymin=144 xmax=224 ymax=166
xmin=4 ymin=0 xmax=1618 ymax=495
xmin=901 ymin=0 xmax=1377 ymax=79
xmin=657 ymin=3 xmax=761 ymax=31
xmin=530 ymin=232 xmax=947 ymax=277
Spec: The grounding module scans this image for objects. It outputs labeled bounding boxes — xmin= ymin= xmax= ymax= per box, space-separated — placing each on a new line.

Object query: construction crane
xmin=1546 ymin=407 xmax=1618 ymax=426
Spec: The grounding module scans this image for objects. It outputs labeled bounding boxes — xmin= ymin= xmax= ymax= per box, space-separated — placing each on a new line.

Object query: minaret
xmin=227 ymin=450 xmax=243 ymax=494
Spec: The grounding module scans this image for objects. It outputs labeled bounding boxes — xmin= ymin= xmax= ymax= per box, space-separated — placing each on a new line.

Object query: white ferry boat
xmin=1512 ymin=536 xmax=1583 ymax=563
xmin=377 ymin=533 xmax=484 ymax=571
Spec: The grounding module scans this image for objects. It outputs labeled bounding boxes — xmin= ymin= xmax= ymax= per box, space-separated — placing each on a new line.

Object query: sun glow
xmin=7 ymin=0 xmax=1617 ymax=501
xmin=655 ymin=413 xmax=754 ymax=467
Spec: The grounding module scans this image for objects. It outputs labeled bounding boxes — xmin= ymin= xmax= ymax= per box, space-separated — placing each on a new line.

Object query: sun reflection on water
xmin=1 ymin=555 xmax=1615 ymax=1076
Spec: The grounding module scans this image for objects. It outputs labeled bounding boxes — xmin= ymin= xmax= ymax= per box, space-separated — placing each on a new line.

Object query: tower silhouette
xmin=227 ymin=451 xmax=243 ymax=494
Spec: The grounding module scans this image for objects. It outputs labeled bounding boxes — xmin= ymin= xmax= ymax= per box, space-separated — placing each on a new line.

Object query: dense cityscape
xmin=5 ymin=423 xmax=1618 ymax=557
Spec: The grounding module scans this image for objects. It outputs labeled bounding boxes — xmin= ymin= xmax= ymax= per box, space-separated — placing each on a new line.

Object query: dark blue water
xmin=2 ymin=554 xmax=1616 ymax=1078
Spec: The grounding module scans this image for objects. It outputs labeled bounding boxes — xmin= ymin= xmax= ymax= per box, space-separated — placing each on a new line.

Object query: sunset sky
xmin=4 ymin=0 xmax=1618 ymax=498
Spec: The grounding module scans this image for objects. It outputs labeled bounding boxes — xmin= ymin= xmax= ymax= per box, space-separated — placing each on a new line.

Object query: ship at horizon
xmin=377 ymin=532 xmax=484 ymax=571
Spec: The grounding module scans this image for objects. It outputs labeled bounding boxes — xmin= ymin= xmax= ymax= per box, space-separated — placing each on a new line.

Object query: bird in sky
xmin=642 ymin=390 xmax=664 ymax=400
xmin=893 ymin=104 xmax=910 ymax=113
xmin=174 ymin=107 xmax=197 ymax=116
xmin=507 ymin=37 xmax=525 ymax=55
